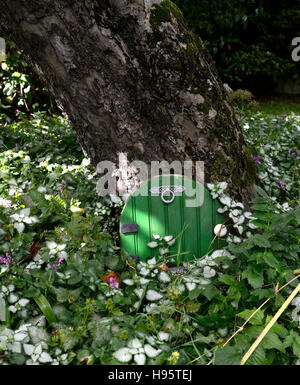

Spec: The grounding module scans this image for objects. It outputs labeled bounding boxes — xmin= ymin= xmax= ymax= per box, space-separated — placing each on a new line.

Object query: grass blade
xmin=34 ymin=294 xmax=57 ymax=325
xmin=240 ymin=282 xmax=300 ymax=365
xmin=0 ymin=298 xmax=9 ymax=326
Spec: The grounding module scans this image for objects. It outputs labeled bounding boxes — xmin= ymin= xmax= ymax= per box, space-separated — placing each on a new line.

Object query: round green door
xmin=120 ymin=175 xmax=226 ymax=262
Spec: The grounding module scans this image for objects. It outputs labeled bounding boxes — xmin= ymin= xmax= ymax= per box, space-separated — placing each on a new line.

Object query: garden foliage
xmin=0 ymin=25 xmax=299 ymax=366
xmin=173 ymin=0 xmax=300 ymax=93
xmin=0 ymin=104 xmax=299 ymax=365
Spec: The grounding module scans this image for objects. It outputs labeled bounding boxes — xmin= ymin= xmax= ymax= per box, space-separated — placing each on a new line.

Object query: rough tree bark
xmin=0 ymin=0 xmax=257 ymax=204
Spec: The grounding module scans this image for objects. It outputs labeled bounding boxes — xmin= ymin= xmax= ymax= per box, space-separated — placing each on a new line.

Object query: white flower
xmin=236 ymin=225 xmax=244 ymax=235
xmin=37 ymin=186 xmax=47 ymax=193
xmin=139 ymin=267 xmax=150 ymax=276
xmin=232 ymin=202 xmax=244 ymax=209
xmin=134 ymin=289 xmax=144 ymax=299
xmin=248 ymin=222 xmax=258 ymax=229
xmin=203 ymin=266 xmax=216 ymax=278
xmin=199 ymin=278 xmax=211 ymax=285
xmin=8 ymin=293 xmax=19 ymax=304
xmin=152 ymin=234 xmax=161 ymax=240
xmin=39 ymin=352 xmax=53 ymax=363
xmin=14 ymin=222 xmax=25 ymax=233
xmin=46 ymin=242 xmax=67 ymax=257
xmin=213 ymin=224 xmax=227 ymax=237
xmin=218 ymin=327 xmax=228 ymax=337
xmin=210 ymin=249 xmax=232 ymax=259
xmin=167 ymin=239 xmax=176 ymax=246
xmin=113 ymin=347 xmax=132 ymax=363
xmin=146 ymin=290 xmax=163 ymax=301
xmin=144 ymin=344 xmax=161 ymax=358
xmin=186 ymin=282 xmax=196 ymax=291
xmin=147 ymin=257 xmax=156 ymax=266
xmin=14 ymin=332 xmax=29 ymax=342
xmin=233 ymin=236 xmax=242 ymax=243
xmin=158 ymin=271 xmax=171 ymax=283
xmin=236 ymin=216 xmax=245 ymax=225
xmin=134 ymin=353 xmax=146 ymax=365
xmin=139 ymin=278 xmax=150 ymax=285
xmin=218 ymin=182 xmax=228 ymax=190
xmin=8 ymin=341 xmax=22 ymax=353
xmin=113 ymin=338 xmax=161 ymax=364
xmin=128 ymin=338 xmax=142 ymax=349
xmin=230 ymin=209 xmax=242 ymax=217
xmin=19 ymin=298 xmax=30 ymax=307
xmin=147 ymin=241 xmax=158 ymax=248
xmin=219 ymin=196 xmax=232 ymax=207
xmin=159 ymin=248 xmax=169 ymax=255
xmin=158 ymin=331 xmax=170 ymax=342
xmin=23 ymin=344 xmax=35 ymax=356
xmin=145 ymin=303 xmax=156 ymax=313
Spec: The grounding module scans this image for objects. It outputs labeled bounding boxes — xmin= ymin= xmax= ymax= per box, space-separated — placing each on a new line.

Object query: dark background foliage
xmin=1 ymin=1 xmax=300 ymax=116
xmin=173 ymin=0 xmax=300 ymax=95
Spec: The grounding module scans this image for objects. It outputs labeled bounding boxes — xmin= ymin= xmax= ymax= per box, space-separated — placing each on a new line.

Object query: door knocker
xmin=150 ymin=185 xmax=185 ymax=204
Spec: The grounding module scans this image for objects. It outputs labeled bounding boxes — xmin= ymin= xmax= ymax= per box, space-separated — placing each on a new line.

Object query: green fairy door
xmin=120 ymin=175 xmax=226 ymax=262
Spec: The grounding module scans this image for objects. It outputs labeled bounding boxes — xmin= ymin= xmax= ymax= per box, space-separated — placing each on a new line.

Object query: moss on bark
xmin=150 ymin=0 xmax=184 ymax=28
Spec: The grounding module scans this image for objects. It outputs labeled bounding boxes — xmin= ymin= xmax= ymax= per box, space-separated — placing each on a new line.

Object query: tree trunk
xmin=0 ymin=0 xmax=257 ymax=204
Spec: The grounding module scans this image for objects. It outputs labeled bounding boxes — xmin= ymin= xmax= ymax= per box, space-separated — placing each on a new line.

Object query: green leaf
xmin=58 ymin=329 xmax=80 ymax=351
xmin=244 ymin=325 xmax=264 ymax=339
xmin=9 ymin=353 xmax=26 ymax=365
xmin=52 ymin=304 xmax=73 ymax=323
xmin=263 ymin=252 xmax=279 ymax=268
xmin=250 ymin=219 xmax=268 ymax=229
xmin=293 ymin=338 xmax=300 ymax=358
xmin=226 ymin=286 xmax=241 ymax=304
xmin=295 ymin=207 xmax=300 ymax=225
xmin=50 ymin=286 xmax=69 ymax=303
xmin=29 ymin=190 xmax=48 ymax=206
xmin=247 ymin=271 xmax=264 ymax=289
xmin=262 ymin=331 xmax=285 ymax=353
xmin=265 ymin=319 xmax=288 ymax=338
xmin=283 ymin=334 xmax=294 ymax=349
xmin=214 ymin=346 xmax=241 ymax=365
xmin=69 ymin=287 xmax=83 ymax=301
xmin=237 ymin=308 xmax=265 ymax=325
xmin=252 ymin=211 xmax=271 ymax=221
xmin=34 ymin=294 xmax=57 ymax=324
xmin=218 ymin=274 xmax=238 ymax=286
xmin=148 ymin=352 xmax=169 ymax=365
xmin=200 ymin=285 xmax=220 ymax=301
xmin=251 ymin=205 xmax=271 ymax=212
xmin=67 ymin=270 xmax=82 ymax=285
xmin=246 ymin=344 xmax=268 ymax=365
xmin=23 ymin=287 xmax=41 ymax=298
xmin=254 ymin=185 xmax=270 ymax=200
xmin=189 ymin=288 xmax=201 ymax=300
xmin=251 ymin=197 xmax=268 ymax=204
xmin=270 ymin=242 xmax=285 ymax=251
xmin=105 ymin=254 xmax=121 ymax=270
xmin=252 ymin=234 xmax=271 ymax=248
